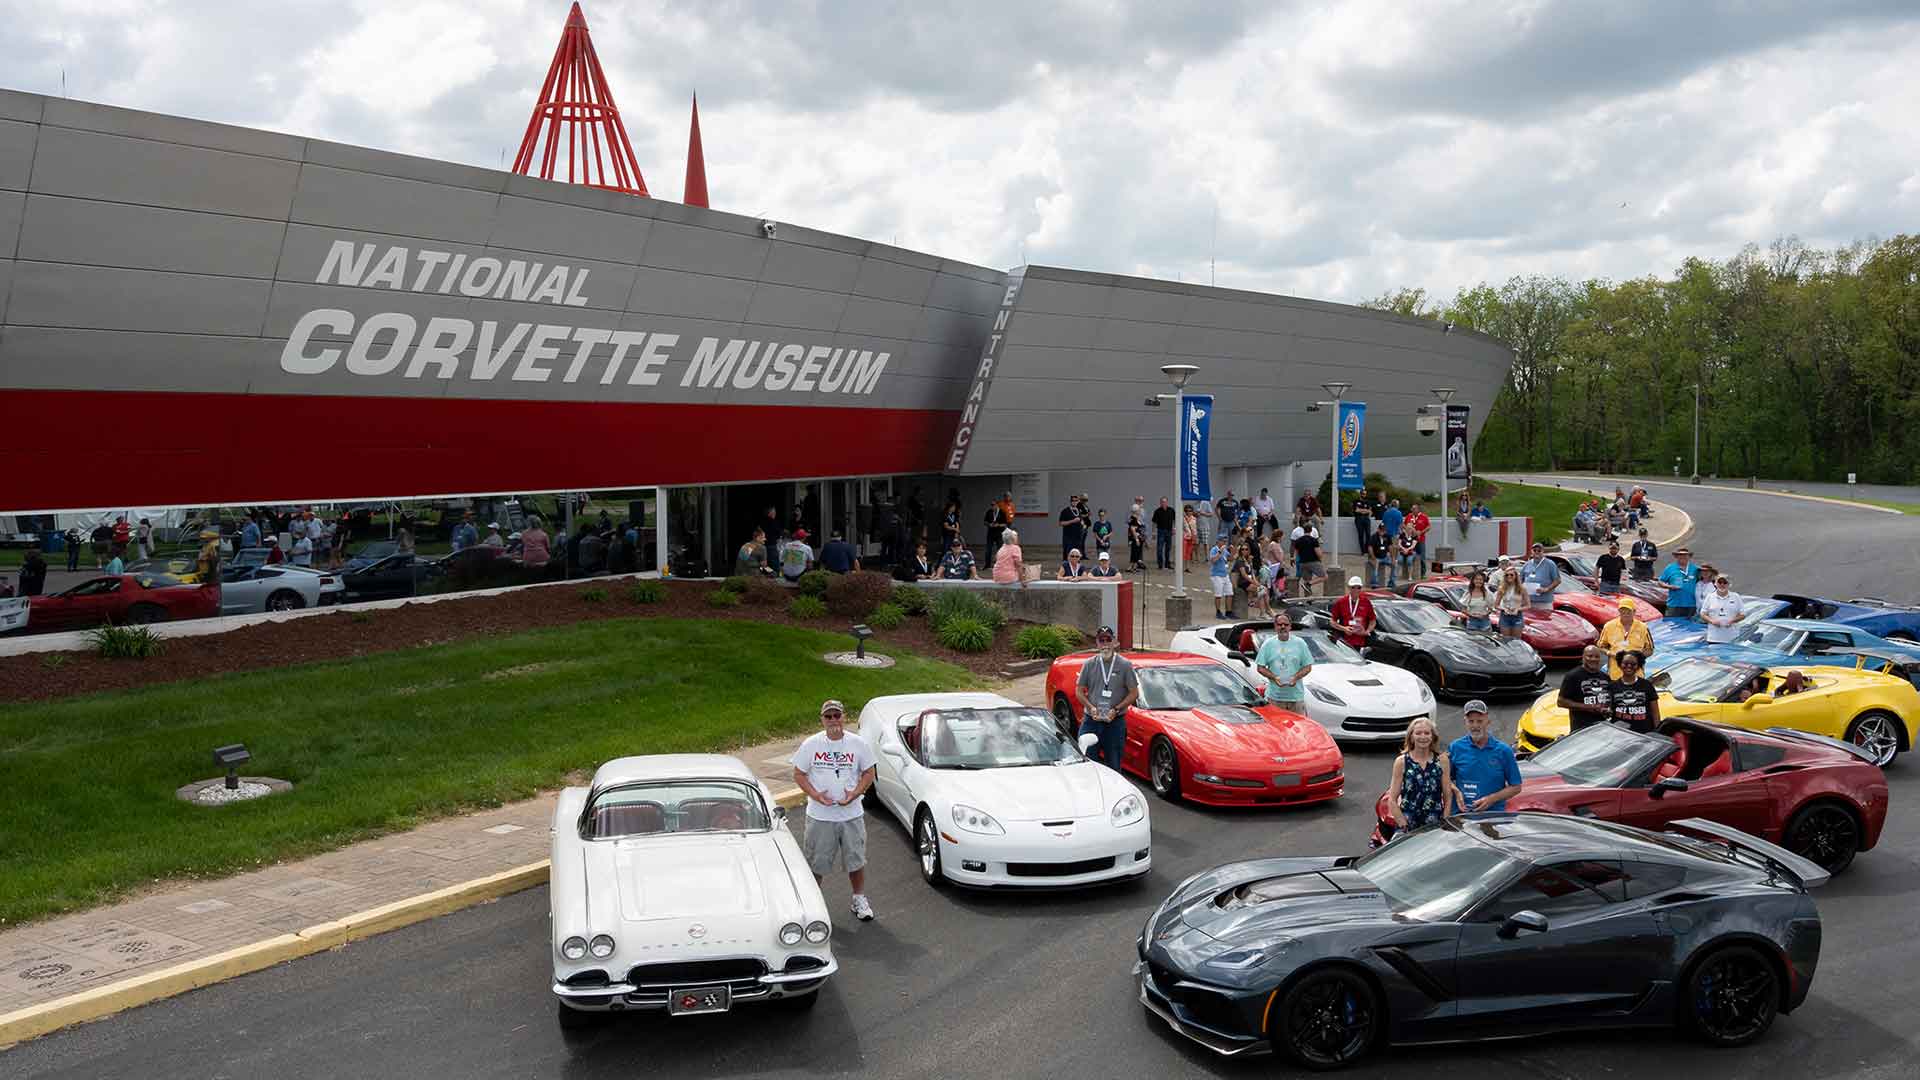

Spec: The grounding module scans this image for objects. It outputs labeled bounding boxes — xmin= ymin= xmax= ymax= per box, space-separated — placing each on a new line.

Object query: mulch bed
xmin=0 ymin=579 xmax=1029 ymax=704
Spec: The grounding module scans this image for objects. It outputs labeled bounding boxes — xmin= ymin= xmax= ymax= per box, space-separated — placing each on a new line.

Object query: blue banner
xmin=1337 ymin=402 xmax=1366 ymax=490
xmin=1179 ymin=394 xmax=1213 ymax=502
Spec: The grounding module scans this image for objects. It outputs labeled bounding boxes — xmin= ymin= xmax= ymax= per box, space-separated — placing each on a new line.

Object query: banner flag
xmin=1336 ymin=402 xmax=1366 ymax=490
xmin=1179 ymin=394 xmax=1213 ymax=502
xmin=1445 ymin=404 xmax=1471 ymax=480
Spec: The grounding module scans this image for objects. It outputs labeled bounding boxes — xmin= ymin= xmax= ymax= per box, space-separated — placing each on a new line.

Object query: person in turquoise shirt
xmin=1254 ymin=611 xmax=1314 ymax=706
xmin=1208 ymin=539 xmax=1232 ymax=617
xmin=1657 ymin=547 xmax=1701 ymax=618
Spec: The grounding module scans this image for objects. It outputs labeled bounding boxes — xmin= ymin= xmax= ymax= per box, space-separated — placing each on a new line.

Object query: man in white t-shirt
xmin=1699 ymin=575 xmax=1744 ymax=644
xmin=789 ymin=699 xmax=878 ymax=921
xmin=780 ymin=529 xmax=815 ymax=581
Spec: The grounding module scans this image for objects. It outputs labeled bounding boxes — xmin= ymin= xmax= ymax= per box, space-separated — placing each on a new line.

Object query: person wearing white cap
xmin=1089 ymin=550 xmax=1119 ymax=578
xmin=790 ymin=699 xmax=877 ymax=921
xmin=1447 ymin=700 xmax=1522 ymax=814
xmin=483 ymin=521 xmax=506 ymax=549
xmin=1329 ymin=575 xmax=1375 ymax=649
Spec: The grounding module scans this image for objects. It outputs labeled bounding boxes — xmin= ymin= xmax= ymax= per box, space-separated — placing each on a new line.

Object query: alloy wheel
xmin=1150 ymin=740 xmax=1178 ymax=798
xmin=916 ymin=813 xmax=941 ymax=882
xmin=1849 ymin=713 xmax=1900 ymax=767
xmin=1283 ymin=972 xmax=1375 ymax=1068
xmin=1690 ymin=948 xmax=1777 ymax=1045
xmin=1786 ymin=804 xmax=1859 ymax=873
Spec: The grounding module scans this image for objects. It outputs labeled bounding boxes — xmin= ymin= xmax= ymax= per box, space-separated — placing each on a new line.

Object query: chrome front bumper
xmin=553 ymin=956 xmax=839 ymax=1004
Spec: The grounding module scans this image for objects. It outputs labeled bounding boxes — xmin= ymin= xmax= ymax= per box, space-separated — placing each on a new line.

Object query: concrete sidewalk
xmin=0 ymin=672 xmax=1049 ymax=1046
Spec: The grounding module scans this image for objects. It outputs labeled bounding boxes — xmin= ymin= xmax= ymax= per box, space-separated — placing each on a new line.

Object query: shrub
xmin=867 ymin=602 xmax=905 ymax=630
xmin=789 ymin=595 xmax=829 ymax=619
xmin=627 ymin=580 xmax=665 ymax=604
xmin=581 ymin=587 xmax=608 ymax=604
xmin=706 ymin=588 xmax=741 ymax=608
xmin=1049 ymin=624 xmax=1086 ymax=649
xmin=796 ymin=570 xmax=833 ymax=597
xmin=936 ymin=615 xmax=994 ymax=653
xmin=39 ymin=652 xmax=70 ymax=671
xmin=721 ymin=575 xmax=753 ymax=594
xmin=824 ymin=570 xmax=894 ymax=618
xmin=739 ymin=579 xmax=788 ymax=606
xmin=929 ymin=589 xmax=1006 ymax=634
xmin=892 ymin=584 xmax=931 ymax=615
xmin=1014 ymin=624 xmax=1070 ymax=659
xmin=349 ymin=611 xmax=374 ymax=625
xmin=88 ymin=624 xmax=166 ymax=660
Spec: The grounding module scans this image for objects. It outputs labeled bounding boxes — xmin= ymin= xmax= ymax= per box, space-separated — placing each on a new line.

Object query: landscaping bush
xmin=825 ymin=570 xmax=894 ymax=618
xmin=789 ymin=595 xmax=829 ymax=619
xmin=88 ymin=624 xmax=166 ymax=660
xmin=627 ymin=580 xmax=665 ymax=604
xmin=929 ymin=589 xmax=1007 ymax=633
xmin=706 ymin=589 xmax=741 ymax=608
xmin=738 ymin=579 xmax=788 ymax=606
xmin=581 ymin=587 xmax=608 ymax=604
xmin=721 ymin=575 xmax=753 ymax=594
xmin=1014 ymin=624 xmax=1071 ymax=659
xmin=892 ymin=584 xmax=931 ymax=615
xmin=1049 ymin=624 xmax=1086 ymax=649
xmin=867 ymin=602 xmax=905 ymax=630
xmin=796 ymin=570 xmax=833 ymax=597
xmin=936 ymin=615 xmax=994 ymax=653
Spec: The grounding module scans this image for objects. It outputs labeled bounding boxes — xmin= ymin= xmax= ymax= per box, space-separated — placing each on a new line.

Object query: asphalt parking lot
xmin=8 ymin=483 xmax=1920 ymax=1079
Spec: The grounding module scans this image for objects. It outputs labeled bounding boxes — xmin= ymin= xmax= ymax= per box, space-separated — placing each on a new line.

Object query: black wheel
xmin=914 ymin=809 xmax=945 ymax=886
xmin=774 ymin=988 xmax=821 ymax=1011
xmin=1275 ymin=968 xmax=1379 ymax=1070
xmin=265 ymin=589 xmax=304 ymax=612
xmin=1784 ymin=801 xmax=1860 ymax=874
xmin=1683 ymin=944 xmax=1779 ymax=1047
xmin=125 ymin=603 xmax=167 ymax=625
xmin=555 ymin=999 xmax=605 ymax=1033
xmin=1845 ymin=712 xmax=1902 ymax=767
xmin=1052 ymin=694 xmax=1077 ymax=739
xmin=1148 ymin=737 xmax=1182 ymax=802
xmin=1407 ymin=655 xmax=1442 ymax=695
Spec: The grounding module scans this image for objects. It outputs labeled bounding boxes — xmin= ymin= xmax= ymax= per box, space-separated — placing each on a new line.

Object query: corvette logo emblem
xmin=1271 ymin=755 xmax=1287 ymax=763
xmin=687 ymin=923 xmax=708 ymax=940
xmin=681 ymin=991 xmax=720 ymax=1009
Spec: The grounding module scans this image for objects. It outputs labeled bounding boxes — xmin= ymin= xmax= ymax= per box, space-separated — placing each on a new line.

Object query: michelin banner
xmin=1445 ymin=404 xmax=1472 ymax=480
xmin=1337 ymin=402 xmax=1366 ymax=490
xmin=1180 ymin=394 xmax=1213 ymax=502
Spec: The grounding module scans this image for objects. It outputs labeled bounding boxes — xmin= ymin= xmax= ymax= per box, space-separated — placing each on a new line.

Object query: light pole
xmin=1306 ymin=382 xmax=1351 ymax=575
xmin=1161 ymin=364 xmax=1200 ymax=601
xmin=1431 ymin=387 xmax=1456 ymax=552
xmin=1690 ymin=383 xmax=1701 ymax=485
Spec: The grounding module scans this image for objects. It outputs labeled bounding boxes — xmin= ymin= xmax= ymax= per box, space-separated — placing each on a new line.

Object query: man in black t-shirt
xmin=1557 ymin=646 xmax=1614 ymax=733
xmin=1629 ymin=528 xmax=1658 ymax=581
xmin=1351 ymin=491 xmax=1374 ymax=554
xmin=1058 ymin=499 xmax=1085 ymax=558
xmin=1364 ymin=522 xmax=1391 ymax=588
xmin=1595 ymin=540 xmax=1627 ymax=595
xmin=1151 ymin=499 xmax=1176 ymax=569
xmin=1608 ymin=650 xmax=1660 ymax=733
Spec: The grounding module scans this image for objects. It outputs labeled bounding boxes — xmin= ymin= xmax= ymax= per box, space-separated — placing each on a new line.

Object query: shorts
xmin=802 ymin=816 xmax=867 ymax=875
xmin=1210 ymin=574 xmax=1232 ymax=598
xmin=1498 ymin=612 xmax=1525 ymax=631
xmin=1299 ymin=560 xmax=1325 ymax=581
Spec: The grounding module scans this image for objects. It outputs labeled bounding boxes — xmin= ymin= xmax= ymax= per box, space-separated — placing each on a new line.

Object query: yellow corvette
xmin=1514 ymin=656 xmax=1917 ymax=766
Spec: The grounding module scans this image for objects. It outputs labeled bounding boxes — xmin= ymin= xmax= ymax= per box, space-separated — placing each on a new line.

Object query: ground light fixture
xmin=213 ymin=743 xmax=251 ymax=790
xmin=851 ymin=624 xmax=873 ymax=659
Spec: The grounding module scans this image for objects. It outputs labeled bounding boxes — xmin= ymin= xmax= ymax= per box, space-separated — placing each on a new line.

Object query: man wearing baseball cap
xmin=1076 ymin=626 xmax=1138 ymax=768
xmin=1089 ymin=550 xmax=1119 ymax=578
xmin=1658 ymin=547 xmax=1701 ymax=620
xmin=790 ymin=699 xmax=878 ymax=921
xmin=1329 ymin=576 xmax=1375 ymax=650
xmin=1521 ymin=541 xmax=1560 ymax=611
xmin=1596 ymin=597 xmax=1653 ymax=679
xmin=1447 ymin=700 xmax=1522 ymax=814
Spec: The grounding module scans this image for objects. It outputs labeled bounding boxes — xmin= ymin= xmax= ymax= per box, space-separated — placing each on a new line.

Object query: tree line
xmin=1363 ymin=235 xmax=1920 ymax=483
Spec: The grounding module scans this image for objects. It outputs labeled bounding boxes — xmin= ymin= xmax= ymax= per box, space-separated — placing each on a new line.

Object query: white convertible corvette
xmin=1168 ymin=620 xmax=1434 ymax=743
xmin=549 ymin=754 xmax=836 ymax=1029
xmin=857 ymin=692 xmax=1152 ymax=888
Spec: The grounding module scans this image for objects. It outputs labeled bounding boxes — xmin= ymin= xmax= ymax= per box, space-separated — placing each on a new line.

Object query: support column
xmin=655 ymin=487 xmax=670 ymax=574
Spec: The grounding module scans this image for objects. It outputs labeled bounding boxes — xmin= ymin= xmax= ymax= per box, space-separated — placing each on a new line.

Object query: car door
xmin=35 ymin=577 xmax=123 ymax=631
xmin=1453 ymin=860 xmax=1667 ymax=1033
xmin=870 ymin=710 xmax=926 ymax=825
xmin=1736 ymin=675 xmax=1839 ymax=738
xmin=220 ymin=567 xmax=263 ymax=614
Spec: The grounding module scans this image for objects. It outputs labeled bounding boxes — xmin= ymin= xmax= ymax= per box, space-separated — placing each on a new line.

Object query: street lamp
xmin=1431 ymin=387 xmax=1457 ymax=552
xmin=1306 ymin=382 xmax=1351 ymax=575
xmin=1690 ymin=384 xmax=1701 ymax=485
xmin=1161 ymin=364 xmax=1200 ymax=600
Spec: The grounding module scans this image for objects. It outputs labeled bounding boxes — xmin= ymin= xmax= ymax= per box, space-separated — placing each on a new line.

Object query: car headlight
xmin=588 ymin=934 xmax=616 ymax=959
xmin=560 ymin=936 xmax=588 ymax=961
xmin=779 ymin=922 xmax=805 ymax=947
xmin=804 ymin=920 xmax=831 ymax=944
xmin=1204 ymin=938 xmax=1295 ymax=971
xmin=951 ymin=804 xmax=1004 ymax=835
xmin=1307 ymin=683 xmax=1346 ymax=706
xmin=1111 ymin=793 xmax=1145 ymax=827
xmin=1418 ymin=680 xmax=1433 ymax=703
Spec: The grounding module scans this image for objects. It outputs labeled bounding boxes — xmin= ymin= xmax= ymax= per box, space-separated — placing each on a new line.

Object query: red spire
xmin=511 ymin=2 xmax=649 ymax=196
xmin=683 ymin=93 xmax=709 ymax=208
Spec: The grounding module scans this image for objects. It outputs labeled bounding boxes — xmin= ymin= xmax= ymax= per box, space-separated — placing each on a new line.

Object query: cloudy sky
xmin=4 ymin=0 xmax=1916 ymax=304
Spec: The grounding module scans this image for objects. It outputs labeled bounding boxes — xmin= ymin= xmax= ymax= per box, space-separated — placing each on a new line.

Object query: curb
xmin=1500 ymin=473 xmax=1902 ymax=517
xmin=0 ymin=784 xmax=811 ymax=1048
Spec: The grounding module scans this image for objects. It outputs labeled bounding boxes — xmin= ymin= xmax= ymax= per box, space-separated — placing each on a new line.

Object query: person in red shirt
xmin=111 ymin=515 xmax=132 ymax=558
xmin=1329 ymin=576 xmax=1376 ymax=649
xmin=1407 ymin=503 xmax=1432 ymax=577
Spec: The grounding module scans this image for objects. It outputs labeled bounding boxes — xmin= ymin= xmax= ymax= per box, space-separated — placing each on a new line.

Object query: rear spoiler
xmin=1666 ymin=817 xmax=1830 ymax=889
xmin=1763 ymin=726 xmax=1881 ymax=765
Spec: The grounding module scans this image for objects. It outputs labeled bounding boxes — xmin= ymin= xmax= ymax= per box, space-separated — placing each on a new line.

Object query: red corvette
xmin=23 ymin=573 xmax=220 ymax=633
xmin=1394 ymin=580 xmax=1598 ymax=660
xmin=1371 ymin=718 xmax=1887 ymax=873
xmin=1045 ymin=651 xmax=1344 ymax=808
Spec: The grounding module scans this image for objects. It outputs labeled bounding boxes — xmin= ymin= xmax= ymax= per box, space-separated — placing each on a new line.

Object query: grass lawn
xmin=0 ymin=618 xmax=977 ymax=926
xmin=1854 ymin=499 xmax=1920 ymax=516
xmin=1485 ymin=481 xmax=1597 ymax=544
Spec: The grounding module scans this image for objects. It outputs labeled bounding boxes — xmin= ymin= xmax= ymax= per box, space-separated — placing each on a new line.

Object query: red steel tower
xmin=512 ymin=2 xmax=649 ymax=196
xmin=683 ymin=93 xmax=709 ymax=208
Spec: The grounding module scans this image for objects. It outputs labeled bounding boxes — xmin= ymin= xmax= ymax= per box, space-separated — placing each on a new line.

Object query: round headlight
xmin=779 ymin=922 xmax=804 ymax=947
xmin=560 ymin=936 xmax=588 ymax=961
xmin=804 ymin=920 xmax=831 ymax=944
xmin=588 ymin=934 xmax=615 ymax=959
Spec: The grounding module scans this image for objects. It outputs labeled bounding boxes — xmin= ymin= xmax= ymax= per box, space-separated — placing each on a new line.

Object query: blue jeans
xmin=1078 ymin=717 xmax=1127 ymax=769
xmin=1156 ymin=531 xmax=1172 ymax=568
xmin=1393 ymin=555 xmax=1412 ymax=585
xmin=1464 ymin=616 xmax=1491 ymax=631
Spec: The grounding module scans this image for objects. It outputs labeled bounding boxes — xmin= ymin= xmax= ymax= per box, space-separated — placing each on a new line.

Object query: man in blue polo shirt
xmin=1657 ymin=547 xmax=1701 ymax=619
xmin=1448 ymin=700 xmax=1523 ymax=813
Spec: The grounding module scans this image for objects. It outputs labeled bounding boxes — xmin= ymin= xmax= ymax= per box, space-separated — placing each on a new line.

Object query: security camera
xmin=1416 ymin=415 xmax=1440 ymax=437
xmin=760 ymin=220 xmax=777 ymax=239
xmin=1143 ymin=396 xmax=1162 ymax=407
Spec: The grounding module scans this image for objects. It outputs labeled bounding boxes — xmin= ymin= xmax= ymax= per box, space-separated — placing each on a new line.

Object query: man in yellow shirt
xmin=1597 ymin=599 xmax=1653 ymax=678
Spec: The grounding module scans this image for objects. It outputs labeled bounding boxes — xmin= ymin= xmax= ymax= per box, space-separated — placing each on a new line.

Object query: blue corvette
xmin=1651 ymin=594 xmax=1920 ymax=652
xmin=1646 ymin=617 xmax=1920 ymax=676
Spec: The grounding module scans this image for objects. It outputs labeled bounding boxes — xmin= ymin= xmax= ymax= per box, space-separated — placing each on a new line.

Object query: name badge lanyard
xmin=1096 ymin=655 xmax=1118 ymax=706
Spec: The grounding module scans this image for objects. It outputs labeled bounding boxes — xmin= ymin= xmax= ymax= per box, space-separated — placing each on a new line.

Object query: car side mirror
xmin=773 ymin=806 xmax=788 ymax=825
xmin=1227 ymin=650 xmax=1248 ymax=662
xmin=1077 ymin=732 xmax=1099 ymax=754
xmin=1649 ymin=777 xmax=1689 ymax=799
xmin=1743 ymin=693 xmax=1773 ymax=708
xmin=1498 ymin=910 xmax=1549 ymax=939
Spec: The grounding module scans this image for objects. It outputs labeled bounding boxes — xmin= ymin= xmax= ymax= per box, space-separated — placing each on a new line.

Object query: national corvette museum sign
xmin=282 ymin=241 xmax=893 ymax=396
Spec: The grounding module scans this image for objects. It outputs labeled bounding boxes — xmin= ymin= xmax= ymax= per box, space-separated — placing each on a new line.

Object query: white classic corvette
xmin=1168 ymin=619 xmax=1433 ymax=743
xmin=549 ymin=754 xmax=836 ymax=1030
xmin=856 ymin=692 xmax=1152 ymax=888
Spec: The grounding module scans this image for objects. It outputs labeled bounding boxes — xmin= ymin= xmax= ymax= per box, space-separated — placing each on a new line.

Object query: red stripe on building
xmin=0 ymin=389 xmax=958 ymax=511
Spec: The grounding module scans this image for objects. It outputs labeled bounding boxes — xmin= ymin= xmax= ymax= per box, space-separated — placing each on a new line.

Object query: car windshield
xmin=1137 ymin=665 xmax=1264 ymax=710
xmin=1351 ymin=827 xmax=1521 ymax=920
xmin=1552 ymin=576 xmax=1594 ymax=595
xmin=1736 ymin=598 xmax=1782 ymax=625
xmin=1661 ymin=658 xmax=1759 ymax=703
xmin=583 ymin=779 xmax=771 ymax=839
xmin=1735 ymin=623 xmax=1804 ymax=651
xmin=1376 ymin=600 xmax=1454 ymax=634
xmin=922 ymin=707 xmax=1080 ymax=768
xmin=1560 ymin=555 xmax=1597 ymax=576
xmin=1526 ymin=723 xmax=1676 ymax=786
xmin=1254 ymin=629 xmax=1363 ymax=664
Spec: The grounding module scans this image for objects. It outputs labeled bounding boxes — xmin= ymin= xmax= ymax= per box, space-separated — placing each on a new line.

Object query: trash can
xmin=43 ymin=531 xmax=64 ymax=553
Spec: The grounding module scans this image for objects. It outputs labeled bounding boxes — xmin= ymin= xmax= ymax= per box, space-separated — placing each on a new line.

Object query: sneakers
xmin=850 ymin=894 xmax=875 ymax=922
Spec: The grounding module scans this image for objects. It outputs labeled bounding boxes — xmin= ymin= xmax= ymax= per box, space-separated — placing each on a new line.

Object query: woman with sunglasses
xmin=1607 ymin=650 xmax=1661 ymax=734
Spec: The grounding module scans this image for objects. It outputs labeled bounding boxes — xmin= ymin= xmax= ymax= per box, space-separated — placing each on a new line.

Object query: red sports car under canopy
xmin=23 ymin=573 xmax=220 ymax=633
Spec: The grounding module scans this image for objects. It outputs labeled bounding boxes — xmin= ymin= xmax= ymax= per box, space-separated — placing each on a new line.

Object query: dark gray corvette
xmin=1136 ymin=813 xmax=1825 ymax=1069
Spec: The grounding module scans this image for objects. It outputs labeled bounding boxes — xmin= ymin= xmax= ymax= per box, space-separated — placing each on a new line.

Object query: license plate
xmin=1271 ymin=773 xmax=1301 ymax=788
xmin=668 ymin=985 xmax=732 ymax=1016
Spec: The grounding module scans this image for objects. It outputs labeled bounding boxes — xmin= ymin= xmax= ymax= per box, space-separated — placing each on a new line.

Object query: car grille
xmin=562 ymin=969 xmax=610 ymax=988
xmin=1343 ymin=715 xmax=1424 ymax=732
xmin=1449 ymin=669 xmax=1543 ymax=693
xmin=625 ymin=958 xmax=769 ymax=1006
xmin=1307 ymin=769 xmax=1341 ymax=785
xmin=782 ymin=956 xmax=828 ymax=973
xmin=1006 ymin=856 xmax=1116 ymax=877
xmin=1145 ymin=962 xmax=1249 ymax=1037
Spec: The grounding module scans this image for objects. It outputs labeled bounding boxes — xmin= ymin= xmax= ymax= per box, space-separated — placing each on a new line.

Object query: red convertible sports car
xmin=1401 ymin=575 xmax=1658 ymax=633
xmin=23 ymin=572 xmax=220 ymax=633
xmin=1372 ymin=718 xmax=1887 ymax=873
xmin=1547 ymin=552 xmax=1669 ymax=612
xmin=1393 ymin=581 xmax=1598 ymax=661
xmin=1045 ymin=652 xmax=1345 ymax=808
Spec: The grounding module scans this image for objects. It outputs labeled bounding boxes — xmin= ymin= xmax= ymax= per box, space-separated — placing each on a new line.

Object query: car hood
xmin=933 ymin=761 xmax=1117 ymax=821
xmin=1650 ymin=619 xmax=1713 ymax=649
xmin=588 ymin=833 xmax=803 ymax=928
xmin=1414 ymin=628 xmax=1542 ymax=669
xmin=1151 ymin=866 xmax=1394 ymax=967
xmin=1524 ymin=610 xmax=1599 ymax=644
xmin=1141 ymin=704 xmax=1340 ymax=763
xmin=1310 ymin=662 xmax=1427 ymax=702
